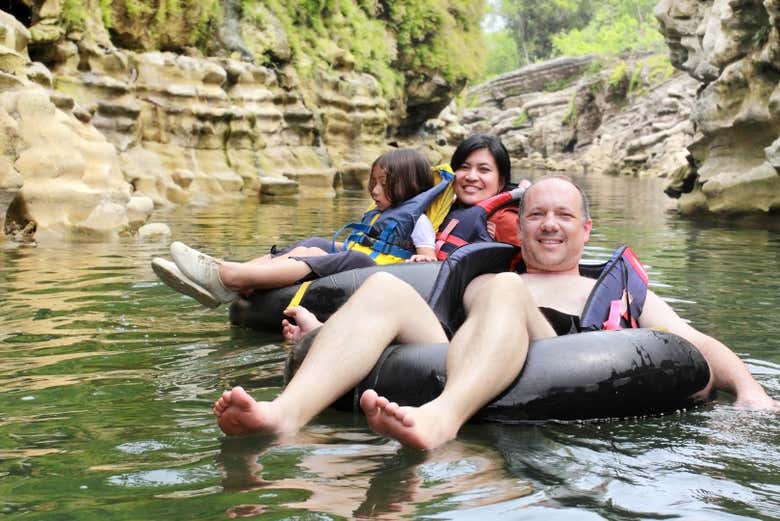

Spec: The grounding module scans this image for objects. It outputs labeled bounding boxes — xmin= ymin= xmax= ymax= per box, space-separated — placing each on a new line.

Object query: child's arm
xmin=407 ymin=214 xmax=437 ymax=262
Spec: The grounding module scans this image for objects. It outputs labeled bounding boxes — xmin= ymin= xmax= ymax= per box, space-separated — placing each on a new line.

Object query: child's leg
xmin=245 ymin=237 xmax=333 ymax=266
xmin=171 ymin=242 xmax=316 ymax=297
xmin=219 ymin=257 xmax=317 ymax=291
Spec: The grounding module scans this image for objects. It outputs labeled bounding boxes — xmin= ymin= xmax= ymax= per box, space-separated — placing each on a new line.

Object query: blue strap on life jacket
xmin=332 ymin=170 xmax=454 ymax=260
xmin=580 ymin=245 xmax=649 ymax=331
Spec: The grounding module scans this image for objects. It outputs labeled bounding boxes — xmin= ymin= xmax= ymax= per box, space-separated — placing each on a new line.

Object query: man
xmin=214 ymin=176 xmax=777 ymax=449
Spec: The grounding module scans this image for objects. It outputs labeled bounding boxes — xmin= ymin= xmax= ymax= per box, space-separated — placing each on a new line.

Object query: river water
xmin=1 ymin=175 xmax=779 ymax=520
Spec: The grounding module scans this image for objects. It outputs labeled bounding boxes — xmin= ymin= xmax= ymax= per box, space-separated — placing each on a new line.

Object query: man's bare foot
xmin=359 ymin=390 xmax=459 ymax=450
xmin=282 ymin=306 xmax=323 ymax=344
xmin=213 ymin=386 xmax=294 ymax=436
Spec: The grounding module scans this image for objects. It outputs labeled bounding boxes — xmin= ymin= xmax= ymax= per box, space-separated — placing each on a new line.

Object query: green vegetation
xmin=61 ymin=0 xmax=88 ymax=31
xmin=65 ymin=0 xmax=483 ymax=102
xmin=552 ymin=0 xmax=665 ymax=57
xmin=562 ymin=90 xmax=577 ymax=126
xmin=484 ymin=30 xmax=520 ymax=79
xmin=605 ymin=55 xmax=674 ymax=102
xmin=513 ymin=110 xmax=529 ymax=126
xmin=484 ymin=0 xmax=665 ymax=78
xmin=251 ymin=0 xmax=485 ymax=97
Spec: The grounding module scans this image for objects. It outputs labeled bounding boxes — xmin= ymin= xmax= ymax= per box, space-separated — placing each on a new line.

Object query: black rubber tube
xmin=229 ymin=261 xmax=443 ymax=332
xmin=286 ymin=328 xmax=710 ymax=423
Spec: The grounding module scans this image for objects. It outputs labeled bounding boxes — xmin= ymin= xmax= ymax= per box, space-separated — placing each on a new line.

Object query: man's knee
xmin=485 ymin=272 xmax=527 ymax=293
xmin=363 ymin=271 xmax=406 ymax=293
xmin=359 ymin=272 xmax=421 ymax=303
xmin=473 ymin=272 xmax=533 ymax=308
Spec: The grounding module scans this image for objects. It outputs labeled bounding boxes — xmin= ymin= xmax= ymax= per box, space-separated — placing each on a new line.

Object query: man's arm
xmin=640 ymin=290 xmax=777 ymax=409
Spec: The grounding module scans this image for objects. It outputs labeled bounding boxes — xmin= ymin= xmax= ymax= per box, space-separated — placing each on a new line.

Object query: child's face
xmin=369 ymin=166 xmax=392 ymax=211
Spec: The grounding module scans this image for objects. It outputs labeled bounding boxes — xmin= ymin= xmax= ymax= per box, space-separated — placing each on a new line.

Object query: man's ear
xmin=583 ymin=219 xmax=593 ymax=242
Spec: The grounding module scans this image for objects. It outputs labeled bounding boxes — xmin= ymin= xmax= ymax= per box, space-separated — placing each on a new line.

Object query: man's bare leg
xmin=214 ymin=272 xmax=448 ymax=435
xmin=360 ymin=272 xmax=556 ymax=449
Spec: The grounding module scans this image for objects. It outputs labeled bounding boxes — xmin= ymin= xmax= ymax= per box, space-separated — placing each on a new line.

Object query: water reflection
xmin=216 ymin=433 xmax=533 ymax=519
xmin=0 ymin=177 xmax=778 ymax=519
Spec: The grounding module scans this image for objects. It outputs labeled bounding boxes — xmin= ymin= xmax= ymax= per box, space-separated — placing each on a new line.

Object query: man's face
xmin=518 ymin=178 xmax=592 ymax=274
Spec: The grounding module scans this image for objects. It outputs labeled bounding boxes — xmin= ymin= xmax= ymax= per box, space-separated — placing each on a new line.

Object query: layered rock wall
xmin=459 ymin=55 xmax=697 ymax=187
xmin=656 ymin=0 xmax=780 ymax=213
xmin=0 ymin=0 xmax=477 ymax=242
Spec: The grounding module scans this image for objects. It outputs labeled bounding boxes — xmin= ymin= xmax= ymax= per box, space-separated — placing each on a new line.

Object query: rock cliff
xmin=655 ymin=0 xmax=780 ymax=214
xmin=457 ymin=55 xmax=699 ymax=192
xmin=0 ymin=0 xmax=481 ymax=241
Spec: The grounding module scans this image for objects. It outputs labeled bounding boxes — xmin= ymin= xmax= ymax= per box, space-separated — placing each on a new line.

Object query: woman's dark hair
xmin=370 ymin=148 xmax=433 ymax=206
xmin=450 ymin=134 xmax=511 ymax=189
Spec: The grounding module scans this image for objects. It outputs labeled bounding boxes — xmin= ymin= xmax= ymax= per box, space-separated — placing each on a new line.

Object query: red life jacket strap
xmin=435 ymin=219 xmax=467 ymax=259
xmin=603 ymin=299 xmax=623 ymax=330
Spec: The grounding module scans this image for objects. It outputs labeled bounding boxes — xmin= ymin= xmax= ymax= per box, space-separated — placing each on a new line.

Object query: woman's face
xmin=453 ymin=148 xmax=502 ymax=206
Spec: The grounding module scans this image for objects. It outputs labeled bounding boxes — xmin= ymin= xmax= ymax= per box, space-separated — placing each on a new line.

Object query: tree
xmin=499 ymin=0 xmax=593 ymax=65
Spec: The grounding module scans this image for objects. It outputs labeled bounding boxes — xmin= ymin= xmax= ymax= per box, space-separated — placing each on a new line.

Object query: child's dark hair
xmin=370 ymin=148 xmax=433 ymax=206
xmin=450 ymin=134 xmax=511 ymax=190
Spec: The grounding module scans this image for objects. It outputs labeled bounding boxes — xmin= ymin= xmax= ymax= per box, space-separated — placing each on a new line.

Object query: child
xmin=152 ymin=148 xmax=452 ymax=308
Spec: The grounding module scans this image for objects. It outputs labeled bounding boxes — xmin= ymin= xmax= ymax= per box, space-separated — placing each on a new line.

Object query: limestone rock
xmin=457 ymin=56 xmax=698 ymax=188
xmin=2 ymin=88 xmax=135 ymax=241
xmin=259 ymin=175 xmax=298 ymax=196
xmin=137 ymin=222 xmax=171 ymax=241
xmin=127 ymin=195 xmax=154 ymax=230
xmin=656 ymin=0 xmax=780 ymax=213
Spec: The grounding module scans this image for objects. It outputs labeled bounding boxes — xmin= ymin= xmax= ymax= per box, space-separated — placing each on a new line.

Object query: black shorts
xmin=271 ymin=237 xmax=376 ymax=281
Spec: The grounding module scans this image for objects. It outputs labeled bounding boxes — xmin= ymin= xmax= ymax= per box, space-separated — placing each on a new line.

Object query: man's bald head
xmin=519 ymin=175 xmax=591 ymax=221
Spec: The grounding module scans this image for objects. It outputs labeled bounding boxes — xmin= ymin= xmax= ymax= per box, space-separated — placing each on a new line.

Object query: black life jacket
xmin=434 ymin=186 xmax=525 ymax=260
xmin=579 ymin=245 xmax=649 ymax=330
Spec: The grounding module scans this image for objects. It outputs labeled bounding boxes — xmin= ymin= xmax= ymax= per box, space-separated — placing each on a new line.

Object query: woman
xmin=434 ymin=133 xmax=523 ymax=257
xmin=283 ymin=133 xmax=527 ymax=341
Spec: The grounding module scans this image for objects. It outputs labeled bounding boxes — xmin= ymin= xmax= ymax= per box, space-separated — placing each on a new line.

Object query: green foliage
xmin=646 ymin=53 xmax=675 ymax=84
xmin=552 ymin=0 xmax=664 ymax=57
xmin=513 ymin=110 xmax=529 ymax=125
xmin=500 ymin=0 xmax=593 ymax=65
xmin=492 ymin=0 xmax=663 ymax=69
xmin=65 ymin=0 xmax=483 ymax=104
xmin=189 ymin=0 xmax=221 ymax=47
xmin=628 ymin=63 xmax=644 ymax=95
xmin=123 ymin=0 xmax=150 ymax=18
xmin=604 ymin=55 xmax=674 ymax=103
xmin=608 ymin=60 xmax=628 ymax=89
xmin=61 ymin=0 xmax=88 ymax=30
xmin=252 ymin=0 xmax=484 ymax=97
xmin=483 ymin=30 xmax=520 ymax=79
xmin=99 ymin=0 xmax=113 ymax=28
xmin=562 ymin=90 xmax=577 ymax=126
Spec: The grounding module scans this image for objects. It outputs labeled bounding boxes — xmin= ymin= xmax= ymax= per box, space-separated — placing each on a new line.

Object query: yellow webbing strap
xmin=427 ymin=164 xmax=456 ymax=231
xmin=287 ymin=281 xmax=312 ymax=309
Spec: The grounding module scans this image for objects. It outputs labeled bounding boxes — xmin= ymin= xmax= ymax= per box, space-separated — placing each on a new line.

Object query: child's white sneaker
xmin=151 ymin=257 xmax=221 ymax=308
xmin=170 ymin=242 xmax=238 ymax=305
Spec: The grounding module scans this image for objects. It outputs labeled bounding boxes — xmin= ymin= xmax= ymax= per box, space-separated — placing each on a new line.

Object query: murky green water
xmin=1 ymin=176 xmax=778 ymax=520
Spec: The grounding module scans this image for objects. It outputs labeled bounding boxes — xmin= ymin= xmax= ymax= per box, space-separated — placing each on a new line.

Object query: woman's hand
xmin=486 ymin=220 xmax=497 ymax=239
